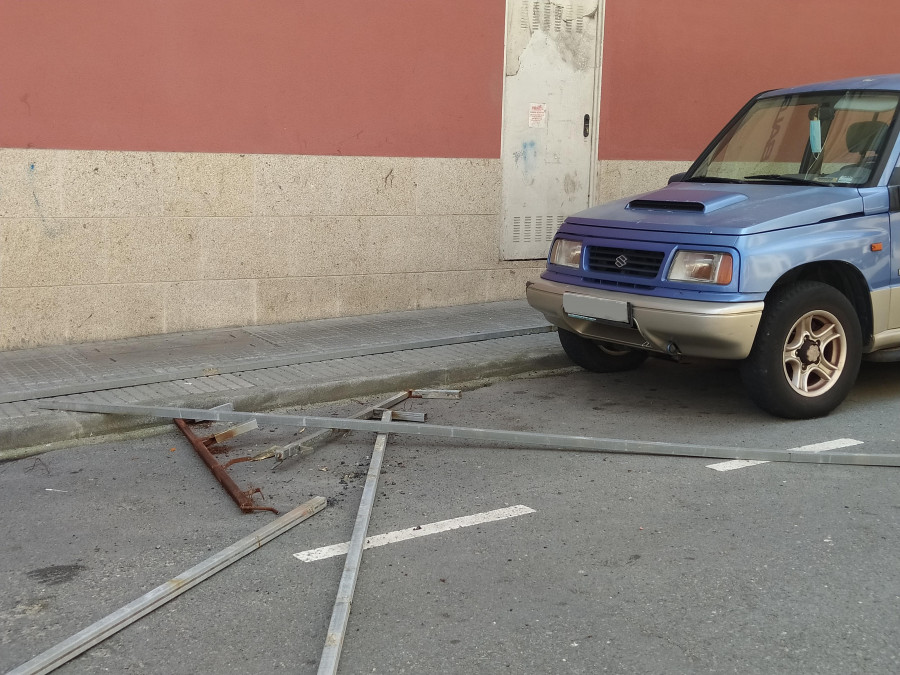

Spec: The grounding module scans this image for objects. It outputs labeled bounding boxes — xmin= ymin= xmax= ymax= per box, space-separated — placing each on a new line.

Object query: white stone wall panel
xmin=0 ymin=149 xmax=545 ymax=350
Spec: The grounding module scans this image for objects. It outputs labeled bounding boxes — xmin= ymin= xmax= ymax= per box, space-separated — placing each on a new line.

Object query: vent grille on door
xmin=512 ymin=215 xmax=566 ymax=243
xmin=520 ymin=1 xmax=586 ymax=33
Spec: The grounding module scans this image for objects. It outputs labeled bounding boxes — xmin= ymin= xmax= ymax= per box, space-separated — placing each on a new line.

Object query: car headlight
xmin=549 ymin=239 xmax=583 ymax=268
xmin=668 ymin=251 xmax=733 ymax=284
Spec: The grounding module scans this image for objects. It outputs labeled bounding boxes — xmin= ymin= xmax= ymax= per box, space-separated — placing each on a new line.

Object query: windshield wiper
xmin=743 ymin=174 xmax=830 ymax=187
xmin=682 ymin=175 xmax=742 ymax=184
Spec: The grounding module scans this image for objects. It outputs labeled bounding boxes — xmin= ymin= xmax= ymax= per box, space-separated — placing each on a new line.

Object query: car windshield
xmin=686 ymin=90 xmax=900 ymax=187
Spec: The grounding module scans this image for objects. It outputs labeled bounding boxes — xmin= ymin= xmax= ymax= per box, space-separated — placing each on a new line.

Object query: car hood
xmin=567 ymin=182 xmax=867 ymax=236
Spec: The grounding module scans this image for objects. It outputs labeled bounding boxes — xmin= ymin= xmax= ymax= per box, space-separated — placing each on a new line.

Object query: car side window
xmin=890 ymin=159 xmax=900 ymax=186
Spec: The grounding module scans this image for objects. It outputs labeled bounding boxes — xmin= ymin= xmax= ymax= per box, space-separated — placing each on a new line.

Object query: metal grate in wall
xmin=512 ymin=214 xmax=566 ymax=243
xmin=520 ymin=1 xmax=586 ymax=33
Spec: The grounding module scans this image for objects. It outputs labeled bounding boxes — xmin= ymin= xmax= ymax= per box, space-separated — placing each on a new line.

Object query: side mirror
xmin=668 ymin=172 xmax=687 ymax=184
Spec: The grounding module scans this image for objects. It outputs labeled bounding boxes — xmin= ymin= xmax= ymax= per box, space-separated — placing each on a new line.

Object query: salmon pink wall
xmin=0 ymin=1 xmax=505 ymax=157
xmin=599 ymin=0 xmax=900 ymax=161
xmin=9 ymin=1 xmax=900 ymax=164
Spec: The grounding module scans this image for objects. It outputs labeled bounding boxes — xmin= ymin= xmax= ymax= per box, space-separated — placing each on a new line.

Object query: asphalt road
xmin=2 ymin=356 xmax=900 ymax=674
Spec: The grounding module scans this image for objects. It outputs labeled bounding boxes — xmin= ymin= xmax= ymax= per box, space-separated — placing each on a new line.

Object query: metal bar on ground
xmin=222 ymin=445 xmax=283 ymax=468
xmin=318 ymin=411 xmax=392 ymax=675
xmin=8 ymin=496 xmax=327 ymax=675
xmin=371 ymin=409 xmax=427 ymax=422
xmin=173 ymin=418 xmax=277 ymax=514
xmin=211 ymin=419 xmax=258 ymax=443
xmin=183 ymin=401 xmax=232 ymax=423
xmin=268 ymin=437 xmax=307 ymax=463
xmin=410 ymin=389 xmax=462 ymax=399
xmin=274 ymin=391 xmax=412 ymax=463
xmin=39 ymin=400 xmax=900 ymax=467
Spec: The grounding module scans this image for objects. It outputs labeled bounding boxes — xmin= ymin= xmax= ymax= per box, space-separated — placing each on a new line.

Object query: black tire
xmin=558 ymin=328 xmax=648 ymax=373
xmin=740 ymin=281 xmax=861 ymax=419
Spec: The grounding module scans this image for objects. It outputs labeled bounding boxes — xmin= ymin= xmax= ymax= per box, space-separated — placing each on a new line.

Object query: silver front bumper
xmin=526 ymin=277 xmax=764 ymax=360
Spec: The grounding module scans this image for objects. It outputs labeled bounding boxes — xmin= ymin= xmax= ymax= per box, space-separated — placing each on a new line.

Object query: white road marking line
xmin=706 ymin=438 xmax=864 ymax=472
xmin=787 ymin=438 xmax=864 ymax=453
xmin=707 ymin=459 xmax=769 ymax=472
xmin=294 ymin=504 xmax=536 ymax=562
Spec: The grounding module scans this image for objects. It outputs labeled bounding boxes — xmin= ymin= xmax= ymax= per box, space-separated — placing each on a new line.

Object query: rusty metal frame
xmin=173 ymin=417 xmax=278 ymax=514
xmin=170 ymin=391 xmax=435 ymax=511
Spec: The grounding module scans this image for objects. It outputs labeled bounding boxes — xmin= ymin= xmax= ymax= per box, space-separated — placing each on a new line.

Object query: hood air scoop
xmin=627 ymin=188 xmax=747 ymax=214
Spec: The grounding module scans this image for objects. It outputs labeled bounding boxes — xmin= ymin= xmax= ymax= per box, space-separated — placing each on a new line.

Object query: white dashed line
xmin=788 ymin=438 xmax=864 ymax=453
xmin=707 ymin=438 xmax=864 ymax=471
xmin=706 ymin=459 xmax=769 ymax=472
xmin=293 ymin=504 xmax=536 ymax=562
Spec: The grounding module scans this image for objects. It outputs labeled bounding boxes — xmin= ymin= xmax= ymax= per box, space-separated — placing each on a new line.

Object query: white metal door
xmin=500 ymin=0 xmax=602 ymax=260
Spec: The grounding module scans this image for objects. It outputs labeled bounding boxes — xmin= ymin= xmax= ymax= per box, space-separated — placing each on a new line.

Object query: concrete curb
xmin=0 ymin=349 xmax=573 ymax=460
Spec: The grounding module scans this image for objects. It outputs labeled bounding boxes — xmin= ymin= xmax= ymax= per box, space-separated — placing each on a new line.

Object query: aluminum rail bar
xmin=8 ymin=496 xmax=327 ymax=675
xmin=409 ymin=389 xmax=462 ymax=399
xmin=275 ymin=391 xmax=412 ymax=462
xmin=317 ymin=410 xmax=392 ymax=675
xmin=39 ymin=400 xmax=900 ymax=467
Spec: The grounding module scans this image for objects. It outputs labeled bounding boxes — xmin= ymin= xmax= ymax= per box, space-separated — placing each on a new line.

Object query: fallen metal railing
xmin=38 ymin=399 xmax=900 ymax=466
xmin=25 ymin=393 xmax=900 ymax=675
xmin=271 ymin=389 xmax=448 ymax=464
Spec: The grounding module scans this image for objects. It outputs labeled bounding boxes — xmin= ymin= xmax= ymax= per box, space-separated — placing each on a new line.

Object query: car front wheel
xmin=558 ymin=328 xmax=648 ymax=373
xmin=740 ymin=281 xmax=861 ymax=419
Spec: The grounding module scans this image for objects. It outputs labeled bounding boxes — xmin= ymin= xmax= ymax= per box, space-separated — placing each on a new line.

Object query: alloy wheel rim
xmin=781 ymin=309 xmax=847 ymax=397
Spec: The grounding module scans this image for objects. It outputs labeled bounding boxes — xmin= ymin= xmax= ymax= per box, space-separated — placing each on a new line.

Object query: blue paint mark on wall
xmin=26 ymin=162 xmax=42 ymax=210
xmin=513 ymin=140 xmax=537 ymax=175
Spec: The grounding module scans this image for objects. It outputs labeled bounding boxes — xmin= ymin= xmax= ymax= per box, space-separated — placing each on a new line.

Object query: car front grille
xmin=586 ymin=247 xmax=664 ymax=278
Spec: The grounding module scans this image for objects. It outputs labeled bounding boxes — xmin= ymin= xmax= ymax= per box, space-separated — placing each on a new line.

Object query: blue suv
xmin=526 ymin=74 xmax=900 ymax=418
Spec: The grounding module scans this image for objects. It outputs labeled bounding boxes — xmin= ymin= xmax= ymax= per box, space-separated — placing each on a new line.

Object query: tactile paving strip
xmin=0 ymin=301 xmax=550 ymax=405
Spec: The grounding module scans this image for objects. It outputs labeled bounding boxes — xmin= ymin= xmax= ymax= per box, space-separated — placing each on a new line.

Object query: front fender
xmin=740 ymin=216 xmax=891 ymax=294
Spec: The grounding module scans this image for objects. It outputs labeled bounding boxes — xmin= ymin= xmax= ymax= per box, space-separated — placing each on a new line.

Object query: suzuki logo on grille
xmin=614 ymin=254 xmax=628 ymax=268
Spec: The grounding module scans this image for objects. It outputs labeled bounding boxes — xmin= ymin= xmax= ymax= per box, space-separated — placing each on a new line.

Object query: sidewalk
xmin=0 ymin=301 xmax=570 ymax=458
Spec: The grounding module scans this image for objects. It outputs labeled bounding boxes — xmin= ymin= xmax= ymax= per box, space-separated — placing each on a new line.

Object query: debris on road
xmin=39 ymin=398 xmax=900 ymax=467
xmin=318 ymin=409 xmax=396 ymax=675
xmin=8 ymin=496 xmax=327 ymax=675
xmin=173 ymin=417 xmax=278 ymax=514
